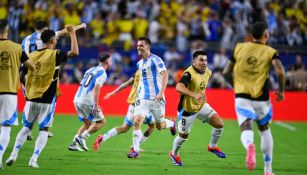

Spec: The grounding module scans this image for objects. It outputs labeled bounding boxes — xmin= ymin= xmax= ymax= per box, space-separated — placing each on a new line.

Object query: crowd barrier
xmin=17 ymin=85 xmax=307 ymax=122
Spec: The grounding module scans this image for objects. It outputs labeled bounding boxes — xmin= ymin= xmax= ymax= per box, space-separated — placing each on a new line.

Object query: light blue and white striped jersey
xmin=73 ymin=66 xmax=107 ymax=105
xmin=136 ymin=53 xmax=167 ymax=100
xmin=21 ymin=31 xmax=59 ymax=55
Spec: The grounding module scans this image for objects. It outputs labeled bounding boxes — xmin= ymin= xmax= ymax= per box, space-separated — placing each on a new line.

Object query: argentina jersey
xmin=73 ymin=66 xmax=107 ymax=105
xmin=137 ymin=54 xmax=167 ymax=100
xmin=22 ymin=32 xmax=43 ymax=55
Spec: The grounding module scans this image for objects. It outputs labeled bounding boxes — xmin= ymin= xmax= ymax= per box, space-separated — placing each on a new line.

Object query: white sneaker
xmin=75 ymin=136 xmax=89 ymax=151
xmin=5 ymin=155 xmax=17 ymax=166
xmin=48 ymin=132 xmax=54 ymax=138
xmin=29 ymin=158 xmax=39 ymax=168
xmin=68 ymin=143 xmax=83 ymax=151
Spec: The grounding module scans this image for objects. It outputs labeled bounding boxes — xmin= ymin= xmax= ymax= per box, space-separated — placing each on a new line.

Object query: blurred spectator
xmin=148 ymin=17 xmax=160 ymax=44
xmin=213 ymin=47 xmax=228 ymax=71
xmin=163 ymin=45 xmax=182 ymax=69
xmin=73 ymin=62 xmax=85 ymax=83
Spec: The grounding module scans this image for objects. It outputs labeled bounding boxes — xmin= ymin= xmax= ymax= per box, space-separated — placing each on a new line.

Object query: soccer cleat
xmin=5 ymin=155 xmax=17 ymax=166
xmin=208 ymin=146 xmax=226 ymax=158
xmin=29 ymin=158 xmax=39 ymax=168
xmin=68 ymin=143 xmax=83 ymax=151
xmin=27 ymin=134 xmax=33 ymax=141
xmin=246 ymin=143 xmax=256 ymax=171
xmin=75 ymin=136 xmax=89 ymax=151
xmin=93 ymin=135 xmax=103 ymax=151
xmin=170 ymin=119 xmax=177 ymax=136
xmin=127 ymin=150 xmax=140 ymax=159
xmin=169 ymin=151 xmax=183 ymax=166
xmin=48 ymin=132 xmax=54 ymax=138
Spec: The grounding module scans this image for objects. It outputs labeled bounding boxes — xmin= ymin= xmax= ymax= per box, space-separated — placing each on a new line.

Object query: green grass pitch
xmin=1 ymin=115 xmax=307 ymax=175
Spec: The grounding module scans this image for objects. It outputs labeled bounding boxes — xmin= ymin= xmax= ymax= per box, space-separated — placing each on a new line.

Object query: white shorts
xmin=74 ymin=102 xmax=104 ymax=122
xmin=0 ymin=94 xmax=18 ymax=126
xmin=124 ymin=104 xmax=155 ymax=127
xmin=134 ymin=99 xmax=165 ymax=123
xmin=23 ymin=99 xmax=56 ymax=129
xmin=235 ymin=98 xmax=272 ymax=126
xmin=178 ymin=103 xmax=217 ymax=134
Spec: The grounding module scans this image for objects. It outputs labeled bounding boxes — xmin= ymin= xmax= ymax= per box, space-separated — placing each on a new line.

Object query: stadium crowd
xmin=1 ymin=0 xmax=306 ymax=90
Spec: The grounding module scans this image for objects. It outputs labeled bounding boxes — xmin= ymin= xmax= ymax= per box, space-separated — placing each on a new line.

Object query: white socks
xmin=140 ymin=135 xmax=149 ymax=144
xmin=103 ymin=128 xmax=118 ymax=142
xmin=11 ymin=127 xmax=31 ymax=157
xmin=260 ymin=129 xmax=273 ymax=173
xmin=172 ymin=135 xmax=187 ymax=156
xmin=31 ymin=131 xmax=48 ymax=162
xmin=209 ymin=128 xmax=223 ymax=148
xmin=0 ymin=126 xmax=11 ymax=163
xmin=132 ymin=130 xmax=142 ymax=152
xmin=164 ymin=119 xmax=174 ymax=128
xmin=80 ymin=130 xmax=90 ymax=140
xmin=241 ymin=130 xmax=254 ymax=149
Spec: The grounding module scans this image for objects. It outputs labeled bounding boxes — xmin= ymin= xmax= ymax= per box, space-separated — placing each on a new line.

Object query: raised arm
xmin=56 ymin=23 xmax=87 ymax=38
xmin=66 ymin=25 xmax=79 ymax=57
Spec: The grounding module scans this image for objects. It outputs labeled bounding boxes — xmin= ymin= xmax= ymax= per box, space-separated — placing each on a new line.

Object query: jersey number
xmin=142 ymin=69 xmax=147 ymax=77
xmin=182 ymin=119 xmax=186 ymax=126
xmin=80 ymin=73 xmax=94 ymax=87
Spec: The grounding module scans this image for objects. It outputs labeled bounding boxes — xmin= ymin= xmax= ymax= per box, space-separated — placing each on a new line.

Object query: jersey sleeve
xmin=20 ymin=51 xmax=29 ymax=63
xmin=95 ymin=73 xmax=107 ymax=87
xmin=21 ymin=37 xmax=30 ymax=55
xmin=179 ymin=72 xmax=191 ymax=87
xmin=153 ymin=56 xmax=167 ymax=73
xmin=56 ymin=50 xmax=68 ymax=66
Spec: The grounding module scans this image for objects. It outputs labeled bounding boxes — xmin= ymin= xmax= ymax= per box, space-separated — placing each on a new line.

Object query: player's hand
xmin=92 ymin=104 xmax=101 ymax=116
xmin=193 ymin=93 xmax=205 ymax=103
xmin=154 ymin=93 xmax=163 ymax=102
xmin=65 ymin=25 xmax=74 ymax=32
xmin=274 ymin=91 xmax=284 ymax=102
xmin=103 ymin=92 xmax=114 ymax=99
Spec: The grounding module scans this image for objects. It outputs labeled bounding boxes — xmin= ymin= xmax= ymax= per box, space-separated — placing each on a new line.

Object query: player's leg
xmin=29 ymin=101 xmax=56 ymax=168
xmin=6 ymin=101 xmax=35 ymax=166
xmin=254 ymin=101 xmax=274 ymax=175
xmin=198 ymin=103 xmax=226 ymax=158
xmin=235 ymin=98 xmax=257 ymax=171
xmin=150 ymin=100 xmax=176 ymax=135
xmin=0 ymin=94 xmax=17 ymax=168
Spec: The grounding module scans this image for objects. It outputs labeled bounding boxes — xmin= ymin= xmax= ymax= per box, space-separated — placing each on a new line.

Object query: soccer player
xmin=5 ymin=25 xmax=79 ymax=168
xmin=169 ymin=51 xmax=226 ymax=167
xmin=0 ymin=19 xmax=35 ymax=169
xmin=127 ymin=37 xmax=176 ymax=159
xmin=92 ymin=70 xmax=157 ymax=151
xmin=68 ymin=54 xmax=112 ymax=152
xmin=223 ymin=21 xmax=286 ymax=175
xmin=21 ymin=21 xmax=86 ymax=140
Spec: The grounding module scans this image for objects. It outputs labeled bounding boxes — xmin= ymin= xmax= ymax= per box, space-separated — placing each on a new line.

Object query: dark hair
xmin=35 ymin=21 xmax=48 ymax=31
xmin=99 ymin=53 xmax=110 ymax=63
xmin=250 ymin=21 xmax=268 ymax=39
xmin=41 ymin=29 xmax=56 ymax=43
xmin=0 ymin=19 xmax=8 ymax=34
xmin=138 ymin=37 xmax=151 ymax=46
xmin=193 ymin=50 xmax=207 ymax=59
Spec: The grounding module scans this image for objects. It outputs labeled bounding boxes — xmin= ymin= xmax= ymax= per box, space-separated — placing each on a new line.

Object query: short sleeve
xmin=20 ymin=51 xmax=29 ymax=63
xmin=56 ymin=50 xmax=68 ymax=66
xmin=95 ymin=73 xmax=107 ymax=87
xmin=152 ymin=56 xmax=167 ymax=73
xmin=179 ymin=72 xmax=191 ymax=87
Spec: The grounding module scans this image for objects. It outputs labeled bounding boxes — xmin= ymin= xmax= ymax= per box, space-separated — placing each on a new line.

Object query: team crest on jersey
xmin=159 ymin=63 xmax=164 ymax=68
xmin=0 ymin=51 xmax=11 ymax=70
xmin=245 ymin=56 xmax=259 ymax=75
xmin=200 ymin=81 xmax=206 ymax=91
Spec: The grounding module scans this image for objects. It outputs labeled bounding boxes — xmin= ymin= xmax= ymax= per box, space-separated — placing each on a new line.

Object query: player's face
xmin=193 ymin=55 xmax=207 ymax=73
xmin=137 ymin=40 xmax=149 ymax=57
xmin=105 ymin=57 xmax=112 ymax=71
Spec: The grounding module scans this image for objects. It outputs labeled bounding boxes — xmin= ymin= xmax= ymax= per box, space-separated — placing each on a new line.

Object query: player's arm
xmin=65 ymin=25 xmax=79 ymax=57
xmin=56 ymin=23 xmax=87 ymax=38
xmin=223 ymin=60 xmax=234 ymax=87
xmin=93 ymin=84 xmax=102 ymax=114
xmin=104 ymin=77 xmax=134 ymax=99
xmin=176 ymin=72 xmax=204 ymax=103
xmin=272 ymin=58 xmax=286 ymax=102
xmin=154 ymin=70 xmax=168 ymax=101
xmin=21 ymin=51 xmax=35 ymax=71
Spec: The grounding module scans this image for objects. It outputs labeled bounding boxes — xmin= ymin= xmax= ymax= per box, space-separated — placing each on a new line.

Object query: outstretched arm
xmin=104 ymin=77 xmax=134 ymax=99
xmin=66 ymin=25 xmax=79 ymax=57
xmin=56 ymin=23 xmax=87 ymax=38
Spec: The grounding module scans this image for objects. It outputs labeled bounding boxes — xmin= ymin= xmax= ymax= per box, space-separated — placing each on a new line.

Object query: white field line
xmin=274 ymin=121 xmax=297 ymax=131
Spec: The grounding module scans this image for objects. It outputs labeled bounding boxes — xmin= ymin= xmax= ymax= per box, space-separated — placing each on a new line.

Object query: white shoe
xmin=48 ymin=132 xmax=54 ymax=138
xmin=68 ymin=144 xmax=83 ymax=151
xmin=29 ymin=158 xmax=39 ymax=168
xmin=75 ymin=136 xmax=89 ymax=151
xmin=5 ymin=155 xmax=17 ymax=166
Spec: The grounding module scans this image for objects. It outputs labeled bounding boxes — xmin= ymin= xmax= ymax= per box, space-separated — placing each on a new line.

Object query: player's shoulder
xmin=150 ymin=54 xmax=163 ymax=62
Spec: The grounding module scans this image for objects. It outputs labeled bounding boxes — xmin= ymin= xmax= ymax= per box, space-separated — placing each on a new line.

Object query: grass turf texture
xmin=1 ymin=115 xmax=307 ymax=175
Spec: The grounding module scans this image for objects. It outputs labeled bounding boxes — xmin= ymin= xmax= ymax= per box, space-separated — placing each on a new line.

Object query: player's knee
xmin=179 ymin=132 xmax=189 ymax=139
xmin=258 ymin=123 xmax=270 ymax=131
xmin=155 ymin=123 xmax=163 ymax=130
xmin=240 ymin=119 xmax=253 ymax=131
